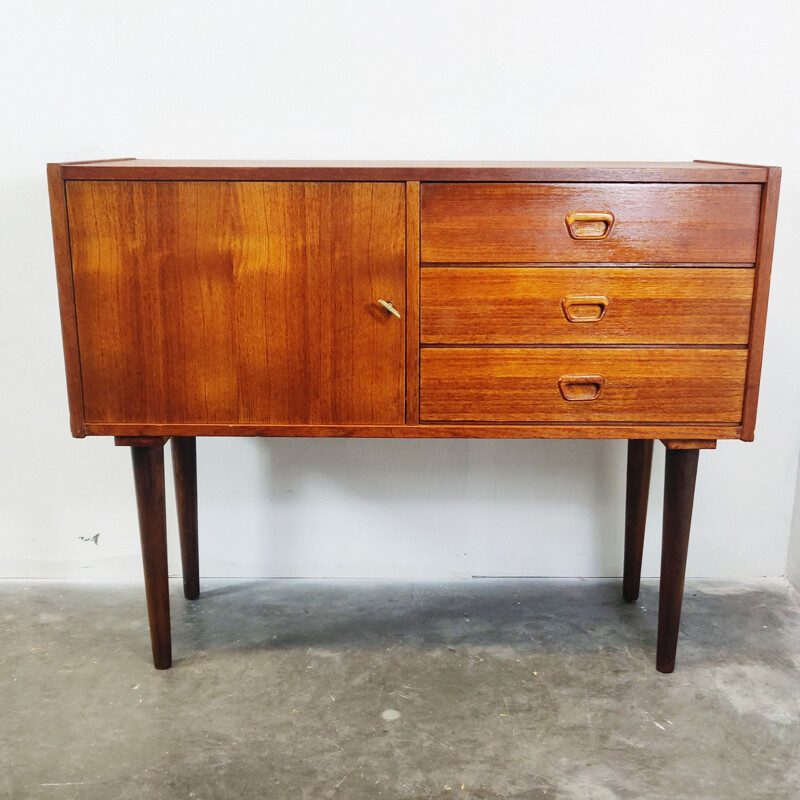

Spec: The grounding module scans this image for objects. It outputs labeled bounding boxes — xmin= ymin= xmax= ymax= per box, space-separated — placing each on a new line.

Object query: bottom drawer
xmin=420 ymin=348 xmax=747 ymax=423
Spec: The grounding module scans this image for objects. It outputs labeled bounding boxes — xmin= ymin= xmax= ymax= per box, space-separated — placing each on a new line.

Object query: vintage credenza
xmin=47 ymin=159 xmax=781 ymax=672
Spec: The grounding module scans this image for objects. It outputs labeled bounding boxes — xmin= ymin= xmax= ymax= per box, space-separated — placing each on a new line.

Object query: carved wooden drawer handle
xmin=561 ymin=295 xmax=610 ymax=323
xmin=565 ymin=211 xmax=615 ymax=240
xmin=558 ymin=375 xmax=605 ymax=402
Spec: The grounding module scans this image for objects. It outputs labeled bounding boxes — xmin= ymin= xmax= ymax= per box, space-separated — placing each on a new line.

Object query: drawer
xmin=420 ymin=267 xmax=754 ymax=345
xmin=420 ymin=348 xmax=747 ymax=423
xmin=420 ymin=183 xmax=761 ymax=264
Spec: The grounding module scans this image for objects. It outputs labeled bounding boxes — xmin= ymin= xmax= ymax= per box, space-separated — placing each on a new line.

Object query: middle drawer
xmin=420 ymin=267 xmax=753 ymax=345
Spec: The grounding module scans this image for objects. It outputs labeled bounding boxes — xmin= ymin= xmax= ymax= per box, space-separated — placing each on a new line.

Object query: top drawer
xmin=420 ymin=183 xmax=761 ymax=264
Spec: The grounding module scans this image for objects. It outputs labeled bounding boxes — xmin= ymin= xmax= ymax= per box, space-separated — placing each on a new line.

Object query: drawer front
xmin=420 ymin=183 xmax=761 ymax=264
xmin=420 ymin=348 xmax=747 ymax=423
xmin=421 ymin=267 xmax=754 ymax=345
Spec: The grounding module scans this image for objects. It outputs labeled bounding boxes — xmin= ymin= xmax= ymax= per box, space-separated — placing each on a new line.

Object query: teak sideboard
xmin=47 ymin=159 xmax=781 ymax=672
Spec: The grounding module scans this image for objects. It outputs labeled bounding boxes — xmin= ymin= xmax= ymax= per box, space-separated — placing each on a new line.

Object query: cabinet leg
xmin=171 ymin=437 xmax=199 ymax=600
xmin=131 ymin=442 xmax=172 ymax=669
xmin=623 ymin=440 xmax=654 ymax=602
xmin=656 ymin=448 xmax=699 ymax=674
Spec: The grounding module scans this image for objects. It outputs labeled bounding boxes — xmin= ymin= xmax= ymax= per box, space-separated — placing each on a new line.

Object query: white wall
xmin=787 ymin=453 xmax=800 ymax=589
xmin=1 ymin=0 xmax=799 ymax=580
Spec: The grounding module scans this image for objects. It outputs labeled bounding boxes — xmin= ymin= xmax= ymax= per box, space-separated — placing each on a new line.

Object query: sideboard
xmin=47 ymin=159 xmax=781 ymax=672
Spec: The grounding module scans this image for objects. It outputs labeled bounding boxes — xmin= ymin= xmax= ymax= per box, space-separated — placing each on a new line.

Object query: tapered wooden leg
xmin=131 ymin=442 xmax=172 ymax=669
xmin=171 ymin=437 xmax=199 ymax=600
xmin=656 ymin=447 xmax=699 ymax=674
xmin=623 ymin=440 xmax=654 ymax=602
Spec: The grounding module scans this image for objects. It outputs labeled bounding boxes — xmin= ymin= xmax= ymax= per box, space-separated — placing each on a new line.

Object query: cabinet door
xmin=67 ymin=181 xmax=406 ymax=425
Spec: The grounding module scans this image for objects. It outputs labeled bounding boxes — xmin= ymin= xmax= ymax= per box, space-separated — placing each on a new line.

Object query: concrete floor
xmin=1 ymin=579 xmax=799 ymax=800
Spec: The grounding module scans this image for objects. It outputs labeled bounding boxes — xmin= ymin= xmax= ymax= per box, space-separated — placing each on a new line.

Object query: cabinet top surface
xmin=55 ymin=159 xmax=772 ymax=182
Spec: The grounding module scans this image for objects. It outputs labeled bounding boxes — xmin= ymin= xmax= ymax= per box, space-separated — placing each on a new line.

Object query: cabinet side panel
xmin=48 ymin=165 xmax=86 ymax=436
xmin=67 ymin=181 xmax=406 ymax=426
xmin=741 ymin=168 xmax=781 ymax=440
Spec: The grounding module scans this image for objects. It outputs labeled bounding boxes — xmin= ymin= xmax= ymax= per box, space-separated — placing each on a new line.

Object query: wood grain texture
xmin=47 ymin=164 xmax=86 ymax=437
xmin=51 ymin=161 xmax=779 ymax=453
xmin=420 ymin=183 xmax=761 ymax=264
xmin=49 ymin=160 xmax=780 ymax=673
xmin=59 ymin=160 xmax=769 ymax=183
xmin=420 ymin=348 xmax=748 ymax=423
xmin=58 ymin=157 xmax=135 ymax=166
xmin=661 ymin=439 xmax=717 ymax=450
xmin=130 ymin=442 xmax=171 ymax=669
xmin=67 ymin=181 xmax=406 ymax=426
xmin=114 ymin=436 xmax=170 ymax=447
xmin=421 ymin=267 xmax=754 ymax=345
xmin=405 ymin=182 xmax=420 ymax=424
xmin=623 ymin=439 xmax=654 ymax=602
xmin=171 ymin=437 xmax=199 ymax=601
xmin=88 ymin=422 xmax=741 ymax=439
xmin=693 ymin=159 xmax=768 ymax=169
xmin=741 ymin=167 xmax=782 ymax=440
xmin=657 ymin=447 xmax=699 ymax=673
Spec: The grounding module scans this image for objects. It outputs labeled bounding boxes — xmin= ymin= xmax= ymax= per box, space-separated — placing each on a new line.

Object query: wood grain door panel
xmin=420 ymin=348 xmax=747 ymax=423
xmin=67 ymin=181 xmax=406 ymax=425
xmin=421 ymin=267 xmax=754 ymax=345
xmin=420 ymin=183 xmax=761 ymax=263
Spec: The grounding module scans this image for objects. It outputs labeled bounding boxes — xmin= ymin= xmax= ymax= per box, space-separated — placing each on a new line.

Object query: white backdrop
xmin=1 ymin=0 xmax=799 ymax=580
